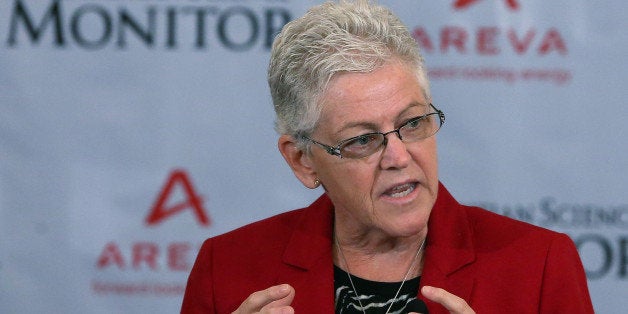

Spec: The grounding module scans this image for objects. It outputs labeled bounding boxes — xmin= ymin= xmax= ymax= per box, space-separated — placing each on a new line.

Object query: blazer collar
xmin=282 ymin=194 xmax=334 ymax=270
xmin=277 ymin=183 xmax=477 ymax=310
xmin=278 ymin=183 xmax=478 ymax=275
xmin=277 ymin=194 xmax=335 ymax=312
xmin=422 ymin=182 xmax=476 ymax=304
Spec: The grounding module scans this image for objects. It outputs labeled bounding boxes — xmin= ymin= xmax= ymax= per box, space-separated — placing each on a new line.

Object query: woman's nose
xmin=379 ymin=133 xmax=411 ymax=169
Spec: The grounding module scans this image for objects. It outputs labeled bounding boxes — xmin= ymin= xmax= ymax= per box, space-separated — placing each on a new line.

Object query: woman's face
xmin=309 ymin=62 xmax=439 ymax=238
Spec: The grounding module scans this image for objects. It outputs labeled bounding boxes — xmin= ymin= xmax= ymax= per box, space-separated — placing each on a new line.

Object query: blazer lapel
xmin=421 ymin=183 xmax=476 ymax=310
xmin=276 ymin=195 xmax=335 ymax=312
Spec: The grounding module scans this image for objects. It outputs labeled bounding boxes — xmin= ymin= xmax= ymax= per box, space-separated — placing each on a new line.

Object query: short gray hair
xmin=268 ymin=0 xmax=431 ymax=148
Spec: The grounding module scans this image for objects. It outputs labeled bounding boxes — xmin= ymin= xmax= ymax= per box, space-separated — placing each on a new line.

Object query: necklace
xmin=334 ymin=234 xmax=426 ymax=314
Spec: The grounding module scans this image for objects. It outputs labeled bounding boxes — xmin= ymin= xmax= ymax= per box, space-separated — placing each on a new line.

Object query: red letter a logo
xmin=145 ymin=169 xmax=211 ymax=227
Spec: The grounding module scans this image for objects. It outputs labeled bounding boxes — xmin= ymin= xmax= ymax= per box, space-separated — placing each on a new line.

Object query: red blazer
xmin=181 ymin=183 xmax=593 ymax=313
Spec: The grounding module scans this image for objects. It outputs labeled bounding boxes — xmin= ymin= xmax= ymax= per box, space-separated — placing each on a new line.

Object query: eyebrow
xmin=332 ymin=102 xmax=427 ymax=137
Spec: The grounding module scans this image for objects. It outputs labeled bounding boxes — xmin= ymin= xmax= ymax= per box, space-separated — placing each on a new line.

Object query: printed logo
xmin=5 ymin=0 xmax=292 ymax=51
xmin=454 ymin=0 xmax=520 ymax=10
xmin=412 ymin=1 xmax=571 ymax=85
xmin=92 ymin=168 xmax=207 ymax=297
xmin=145 ymin=169 xmax=211 ymax=227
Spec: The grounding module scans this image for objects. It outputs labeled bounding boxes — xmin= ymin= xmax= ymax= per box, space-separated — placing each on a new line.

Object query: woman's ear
xmin=278 ymin=135 xmax=319 ymax=189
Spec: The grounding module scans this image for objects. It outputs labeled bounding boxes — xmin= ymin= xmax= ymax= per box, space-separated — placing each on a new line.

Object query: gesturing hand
xmin=410 ymin=285 xmax=476 ymax=314
xmin=232 ymin=284 xmax=295 ymax=314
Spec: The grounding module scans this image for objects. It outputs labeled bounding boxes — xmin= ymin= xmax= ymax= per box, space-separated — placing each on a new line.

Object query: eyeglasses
xmin=302 ymin=103 xmax=445 ymax=159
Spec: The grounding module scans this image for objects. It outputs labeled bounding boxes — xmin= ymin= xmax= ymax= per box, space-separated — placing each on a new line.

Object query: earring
xmin=313 ymin=179 xmax=321 ymax=188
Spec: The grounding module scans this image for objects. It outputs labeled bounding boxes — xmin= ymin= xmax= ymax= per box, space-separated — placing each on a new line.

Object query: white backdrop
xmin=1 ymin=0 xmax=627 ymax=313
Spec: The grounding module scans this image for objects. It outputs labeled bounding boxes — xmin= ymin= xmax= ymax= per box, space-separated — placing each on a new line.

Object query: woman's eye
xmin=406 ymin=117 xmax=422 ymax=129
xmin=344 ymin=134 xmax=378 ymax=149
xmin=352 ymin=135 xmax=374 ymax=146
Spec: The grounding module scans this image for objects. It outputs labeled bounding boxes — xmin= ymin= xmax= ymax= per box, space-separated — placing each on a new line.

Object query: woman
xmin=181 ymin=1 xmax=593 ymax=313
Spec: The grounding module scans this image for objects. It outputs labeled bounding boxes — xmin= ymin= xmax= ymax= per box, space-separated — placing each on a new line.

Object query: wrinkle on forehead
xmin=316 ymin=64 xmax=427 ymax=140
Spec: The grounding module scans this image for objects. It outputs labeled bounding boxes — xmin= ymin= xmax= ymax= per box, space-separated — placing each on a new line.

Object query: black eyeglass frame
xmin=301 ymin=103 xmax=445 ymax=159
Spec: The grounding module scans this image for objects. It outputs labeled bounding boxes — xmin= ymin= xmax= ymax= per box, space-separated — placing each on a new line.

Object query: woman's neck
xmin=333 ymin=224 xmax=427 ymax=282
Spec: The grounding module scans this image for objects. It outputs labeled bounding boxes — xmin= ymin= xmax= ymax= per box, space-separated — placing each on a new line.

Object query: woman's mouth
xmin=384 ymin=182 xmax=416 ymax=198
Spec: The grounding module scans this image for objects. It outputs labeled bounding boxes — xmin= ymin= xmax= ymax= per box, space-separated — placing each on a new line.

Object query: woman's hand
xmin=410 ymin=285 xmax=476 ymax=314
xmin=231 ymin=284 xmax=295 ymax=314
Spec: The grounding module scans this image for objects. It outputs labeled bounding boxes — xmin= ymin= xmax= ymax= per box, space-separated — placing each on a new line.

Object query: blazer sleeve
xmin=539 ymin=233 xmax=594 ymax=313
xmin=181 ymin=238 xmax=215 ymax=314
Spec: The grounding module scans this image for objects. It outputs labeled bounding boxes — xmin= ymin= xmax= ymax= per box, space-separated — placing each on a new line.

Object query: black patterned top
xmin=334 ymin=265 xmax=429 ymax=314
